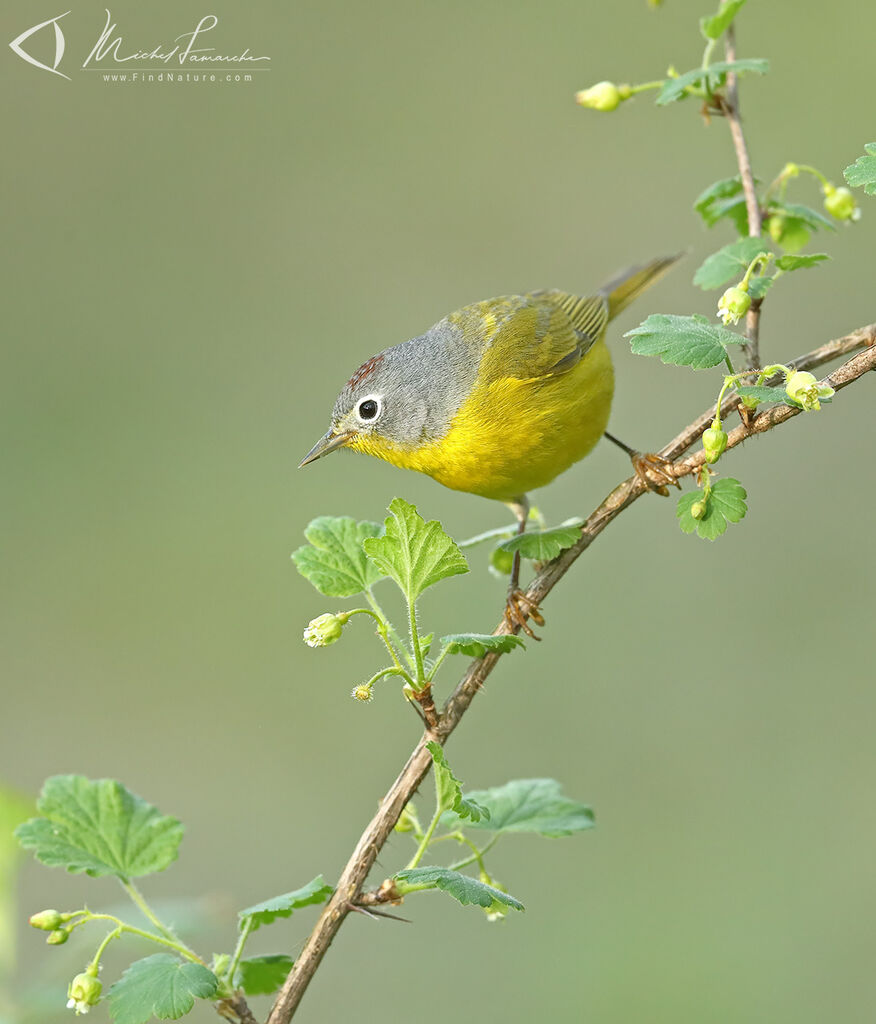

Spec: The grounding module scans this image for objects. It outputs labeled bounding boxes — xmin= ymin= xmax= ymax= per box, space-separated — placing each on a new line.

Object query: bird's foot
xmin=503 ymin=588 xmax=544 ymax=640
xmin=630 ymin=451 xmax=681 ymax=497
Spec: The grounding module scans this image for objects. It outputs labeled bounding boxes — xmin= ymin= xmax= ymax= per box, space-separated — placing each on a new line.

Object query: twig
xmin=266 ymin=325 xmax=875 ymax=1024
xmin=723 ymin=25 xmax=763 ymax=367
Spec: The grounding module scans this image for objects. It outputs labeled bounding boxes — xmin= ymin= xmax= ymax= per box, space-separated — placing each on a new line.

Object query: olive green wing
xmin=462 ymin=293 xmax=606 ymax=384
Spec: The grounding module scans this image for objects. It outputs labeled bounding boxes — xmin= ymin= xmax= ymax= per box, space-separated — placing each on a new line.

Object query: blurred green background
xmin=2 ymin=0 xmax=875 ymax=1021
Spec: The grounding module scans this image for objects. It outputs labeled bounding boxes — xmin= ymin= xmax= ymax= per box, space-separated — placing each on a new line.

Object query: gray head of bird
xmin=299 ymin=319 xmax=475 ymax=467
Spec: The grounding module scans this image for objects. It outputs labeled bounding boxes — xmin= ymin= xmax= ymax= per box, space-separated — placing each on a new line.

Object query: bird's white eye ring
xmin=356 ymin=395 xmax=382 ymax=423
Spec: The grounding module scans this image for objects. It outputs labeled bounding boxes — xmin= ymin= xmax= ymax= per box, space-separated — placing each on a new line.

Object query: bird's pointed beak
xmin=299 ymin=429 xmax=356 ymax=468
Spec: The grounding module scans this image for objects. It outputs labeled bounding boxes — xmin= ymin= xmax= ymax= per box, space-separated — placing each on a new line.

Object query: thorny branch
xmin=260 ymin=323 xmax=875 ymax=1024
xmin=722 ymin=25 xmax=764 ymax=367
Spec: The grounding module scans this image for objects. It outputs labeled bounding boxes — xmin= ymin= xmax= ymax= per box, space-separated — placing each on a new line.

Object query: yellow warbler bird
xmin=301 ymin=256 xmax=679 ymax=631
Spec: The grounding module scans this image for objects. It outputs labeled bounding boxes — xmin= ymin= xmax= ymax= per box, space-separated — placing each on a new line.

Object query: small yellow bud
xmin=785 ymin=370 xmax=835 ymax=411
xmin=690 ymin=499 xmax=708 ymax=520
xmin=575 ymin=81 xmax=623 ymax=112
xmin=717 ymin=285 xmax=751 ymax=326
xmin=350 ymin=683 xmax=374 ymax=703
xmin=823 ymin=184 xmax=861 ymax=222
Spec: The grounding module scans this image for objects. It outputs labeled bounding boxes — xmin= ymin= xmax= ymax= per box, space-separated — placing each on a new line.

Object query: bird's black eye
xmin=357 ymin=398 xmax=380 ymax=421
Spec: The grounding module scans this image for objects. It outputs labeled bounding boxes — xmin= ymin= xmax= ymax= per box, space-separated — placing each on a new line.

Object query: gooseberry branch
xmin=265 ymin=324 xmax=875 ymax=1024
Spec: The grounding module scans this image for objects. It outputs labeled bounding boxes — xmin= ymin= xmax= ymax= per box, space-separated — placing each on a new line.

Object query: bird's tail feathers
xmin=600 ymin=253 xmax=683 ymax=322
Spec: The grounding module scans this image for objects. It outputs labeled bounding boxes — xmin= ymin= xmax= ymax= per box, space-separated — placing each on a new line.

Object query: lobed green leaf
xmin=843 ymin=142 xmax=876 ymax=195
xmin=235 ymin=955 xmax=295 ymax=997
xmin=498 ymin=518 xmax=583 ymax=561
xmin=693 ymin=236 xmax=769 ymax=290
xmin=107 ymin=955 xmax=218 ymax=1024
xmin=292 ymin=516 xmax=384 ymax=597
xmin=774 ymin=252 xmax=830 ymax=271
xmin=700 ymin=0 xmax=748 ymax=39
xmin=426 ymin=741 xmax=489 ymax=822
xmin=238 ymin=876 xmax=333 ymax=931
xmin=677 ymin=478 xmax=748 ymax=540
xmin=441 ymin=778 xmax=595 ymax=837
xmin=693 ymin=176 xmax=750 ymax=231
xmin=747 ymin=275 xmax=774 ymax=300
xmin=363 ymin=498 xmax=468 ymax=604
xmin=439 ymin=633 xmax=525 ymax=659
xmin=393 ymin=867 xmax=524 ymax=911
xmin=15 ymin=775 xmax=182 ymax=880
xmin=625 ymin=314 xmax=744 ymax=369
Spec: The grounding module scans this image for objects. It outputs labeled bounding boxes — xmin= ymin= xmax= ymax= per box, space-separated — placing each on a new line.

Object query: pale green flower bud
xmin=702 ymin=421 xmax=728 ymax=464
xmin=823 ymin=184 xmax=861 ymax=222
xmin=67 ymin=971 xmax=102 ymax=1014
xmin=575 ymin=81 xmax=624 ymax=112
xmin=690 ymin=499 xmax=708 ymax=520
xmin=303 ymin=612 xmax=348 ymax=648
xmin=717 ymin=285 xmax=751 ymax=326
xmin=785 ymin=370 xmax=835 ymax=411
xmin=30 ymin=909 xmax=65 ymax=930
xmin=47 ymin=929 xmax=70 ymax=945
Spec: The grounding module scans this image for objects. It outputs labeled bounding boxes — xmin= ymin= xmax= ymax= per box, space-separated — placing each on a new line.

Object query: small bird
xmin=301 ymin=256 xmax=680 ymax=634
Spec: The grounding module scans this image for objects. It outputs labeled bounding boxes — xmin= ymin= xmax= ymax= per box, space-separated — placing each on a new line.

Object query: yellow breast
xmin=353 ymin=338 xmax=614 ymax=502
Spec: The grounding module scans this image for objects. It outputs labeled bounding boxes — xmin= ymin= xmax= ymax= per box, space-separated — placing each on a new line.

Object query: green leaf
xmin=769 ymin=216 xmax=810 ymax=253
xmin=291 ymin=516 xmax=384 ymax=597
xmin=498 ymin=518 xmax=583 ymax=561
xmin=439 ymin=633 xmax=525 ymax=659
xmin=700 ymin=0 xmax=747 ymax=40
xmin=234 ymin=955 xmax=295 ymax=997
xmin=693 ymin=237 xmax=769 ymax=290
xmin=693 ymin=176 xmax=748 ymax=229
xmin=735 ymin=385 xmax=799 ymax=408
xmin=747 ymin=275 xmax=774 ymax=300
xmin=843 ymin=142 xmax=876 ymax=195
xmin=363 ymin=498 xmax=468 ymax=603
xmin=656 ymin=58 xmax=769 ymax=105
xmin=239 ymin=876 xmax=333 ymax=931
xmin=771 ymin=202 xmax=836 ymax=232
xmin=107 ymin=955 xmax=218 ymax=1024
xmin=441 ymin=778 xmax=595 ymax=837
xmin=426 ymin=741 xmax=489 ymax=822
xmin=625 ymin=314 xmax=744 ymax=369
xmin=676 ymin=478 xmax=748 ymax=540
xmin=14 ymin=776 xmax=182 ymax=880
xmin=774 ymin=252 xmax=830 ymax=271
xmin=393 ymin=867 xmax=524 ymax=911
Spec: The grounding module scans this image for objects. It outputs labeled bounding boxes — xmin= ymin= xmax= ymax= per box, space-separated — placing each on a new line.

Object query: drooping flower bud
xmin=702 ymin=421 xmax=729 ymax=464
xmin=717 ymin=285 xmax=751 ymax=326
xmin=690 ymin=499 xmax=708 ymax=520
xmin=47 ymin=929 xmax=70 ymax=945
xmin=67 ymin=970 xmax=102 ymax=1015
xmin=303 ymin=612 xmax=348 ymax=648
xmin=823 ymin=184 xmax=861 ymax=222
